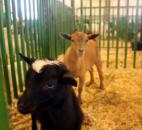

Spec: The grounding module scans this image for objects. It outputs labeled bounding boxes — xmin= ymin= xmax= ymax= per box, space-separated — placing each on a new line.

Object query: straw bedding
xmin=9 ymin=46 xmax=142 ymax=130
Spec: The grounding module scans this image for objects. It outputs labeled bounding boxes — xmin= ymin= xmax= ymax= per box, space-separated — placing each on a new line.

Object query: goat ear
xmin=19 ymin=53 xmax=35 ymax=65
xmin=60 ymin=33 xmax=71 ymax=41
xmin=63 ymin=72 xmax=77 ymax=87
xmin=88 ymin=33 xmax=99 ymax=39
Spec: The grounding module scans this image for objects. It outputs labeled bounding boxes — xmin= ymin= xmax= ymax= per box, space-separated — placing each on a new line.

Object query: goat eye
xmin=85 ymin=39 xmax=88 ymax=43
xmin=43 ymin=83 xmax=55 ymax=90
xmin=47 ymin=84 xmax=55 ymax=89
xmin=71 ymin=39 xmax=74 ymax=42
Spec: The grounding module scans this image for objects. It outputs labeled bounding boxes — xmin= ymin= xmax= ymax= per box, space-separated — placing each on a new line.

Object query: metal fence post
xmin=124 ymin=0 xmax=129 ymax=68
xmin=5 ymin=0 xmax=18 ymax=98
xmin=133 ymin=0 xmax=139 ymax=68
xmin=0 ymin=0 xmax=12 ymax=105
xmin=11 ymin=0 xmax=23 ymax=92
xmin=0 ymin=57 xmax=11 ymax=130
xmin=106 ymin=0 xmax=111 ymax=67
xmin=115 ymin=0 xmax=120 ymax=68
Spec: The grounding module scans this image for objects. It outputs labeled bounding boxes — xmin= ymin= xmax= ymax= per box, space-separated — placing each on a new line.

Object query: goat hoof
xmin=100 ymin=86 xmax=104 ymax=90
xmin=86 ymin=82 xmax=93 ymax=87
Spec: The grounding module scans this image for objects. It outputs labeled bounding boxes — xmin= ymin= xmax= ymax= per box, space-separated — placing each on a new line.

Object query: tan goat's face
xmin=60 ymin=32 xmax=99 ymax=56
xmin=71 ymin=32 xmax=88 ymax=56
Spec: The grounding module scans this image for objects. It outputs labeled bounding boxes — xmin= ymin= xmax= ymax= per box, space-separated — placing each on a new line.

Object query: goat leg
xmin=31 ymin=114 xmax=37 ymax=130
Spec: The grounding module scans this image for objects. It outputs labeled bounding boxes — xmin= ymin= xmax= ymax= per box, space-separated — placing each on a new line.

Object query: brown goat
xmin=60 ymin=32 xmax=104 ymax=103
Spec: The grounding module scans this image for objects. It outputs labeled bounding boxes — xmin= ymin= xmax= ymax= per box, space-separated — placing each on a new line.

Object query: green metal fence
xmin=0 ymin=0 xmax=74 ymax=103
xmin=0 ymin=0 xmax=142 ymax=129
xmin=76 ymin=6 xmax=142 ymax=47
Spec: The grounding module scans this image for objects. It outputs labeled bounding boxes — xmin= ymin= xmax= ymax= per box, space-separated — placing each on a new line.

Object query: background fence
xmin=76 ymin=6 xmax=142 ymax=45
xmin=0 ymin=0 xmax=142 ymax=130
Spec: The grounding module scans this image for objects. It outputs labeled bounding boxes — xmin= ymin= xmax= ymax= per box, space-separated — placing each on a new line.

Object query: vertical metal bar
xmin=50 ymin=0 xmax=53 ymax=57
xmin=84 ymin=8 xmax=87 ymax=32
xmin=89 ymin=0 xmax=92 ymax=32
xmin=62 ymin=0 xmax=66 ymax=53
xmin=37 ymin=0 xmax=42 ymax=58
xmin=43 ymin=0 xmax=47 ymax=58
xmin=17 ymin=0 xmax=27 ymax=79
xmin=53 ymin=0 xmax=57 ymax=58
xmin=43 ymin=0 xmax=46 ymax=58
xmin=115 ymin=0 xmax=120 ymax=68
xmin=71 ymin=0 xmax=75 ymax=30
xmin=54 ymin=0 xmax=60 ymax=56
xmin=24 ymin=0 xmax=30 ymax=57
xmin=48 ymin=0 xmax=52 ymax=57
xmin=45 ymin=0 xmax=49 ymax=57
xmin=11 ymin=0 xmax=23 ymax=92
xmin=103 ymin=7 xmax=105 ymax=48
xmin=44 ymin=0 xmax=48 ymax=58
xmin=56 ymin=0 xmax=60 ymax=56
xmin=0 ymin=58 xmax=10 ymax=130
xmin=39 ymin=0 xmax=43 ymax=57
xmin=67 ymin=2 xmax=70 ymax=34
xmin=133 ymin=0 xmax=139 ymax=68
xmin=110 ymin=6 xmax=112 ymax=48
xmin=44 ymin=0 xmax=49 ymax=58
xmin=33 ymin=0 xmax=38 ymax=58
xmin=29 ymin=0 xmax=34 ymax=57
xmin=35 ymin=0 xmax=40 ymax=58
xmin=39 ymin=0 xmax=44 ymax=58
xmin=45 ymin=0 xmax=48 ymax=57
xmin=41 ymin=0 xmax=46 ymax=58
xmin=69 ymin=1 xmax=73 ymax=33
xmin=106 ymin=0 xmax=110 ymax=67
xmin=40 ymin=0 xmax=43 ymax=58
xmin=36 ymin=0 xmax=40 ymax=58
xmin=0 ymin=0 xmax=12 ymax=104
xmin=99 ymin=0 xmax=101 ymax=48
xmin=5 ymin=0 xmax=18 ymax=98
xmin=53 ymin=0 xmax=56 ymax=57
xmin=40 ymin=0 xmax=44 ymax=58
xmin=47 ymin=0 xmax=51 ymax=57
xmin=41 ymin=0 xmax=44 ymax=58
xmin=80 ymin=0 xmax=83 ymax=31
xmin=121 ymin=8 xmax=124 ymax=48
xmin=94 ymin=8 xmax=96 ymax=32
xmin=112 ymin=7 xmax=115 ymax=48
xmin=124 ymin=0 xmax=129 ymax=68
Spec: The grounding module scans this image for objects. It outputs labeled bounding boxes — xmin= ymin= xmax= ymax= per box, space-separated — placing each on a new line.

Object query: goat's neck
xmin=65 ymin=46 xmax=80 ymax=64
xmin=35 ymin=88 xmax=76 ymax=129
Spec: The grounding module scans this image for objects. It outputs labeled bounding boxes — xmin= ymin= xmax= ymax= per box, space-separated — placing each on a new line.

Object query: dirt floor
xmin=9 ymin=46 xmax=142 ymax=130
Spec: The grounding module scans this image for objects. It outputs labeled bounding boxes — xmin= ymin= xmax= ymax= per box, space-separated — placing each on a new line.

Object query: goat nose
xmin=79 ymin=48 xmax=84 ymax=52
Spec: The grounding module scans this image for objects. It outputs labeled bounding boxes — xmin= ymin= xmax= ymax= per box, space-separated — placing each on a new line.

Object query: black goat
xmin=17 ymin=54 xmax=83 ymax=130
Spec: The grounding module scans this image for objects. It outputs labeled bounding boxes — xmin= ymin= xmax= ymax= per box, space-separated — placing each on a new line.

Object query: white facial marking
xmin=32 ymin=59 xmax=60 ymax=73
